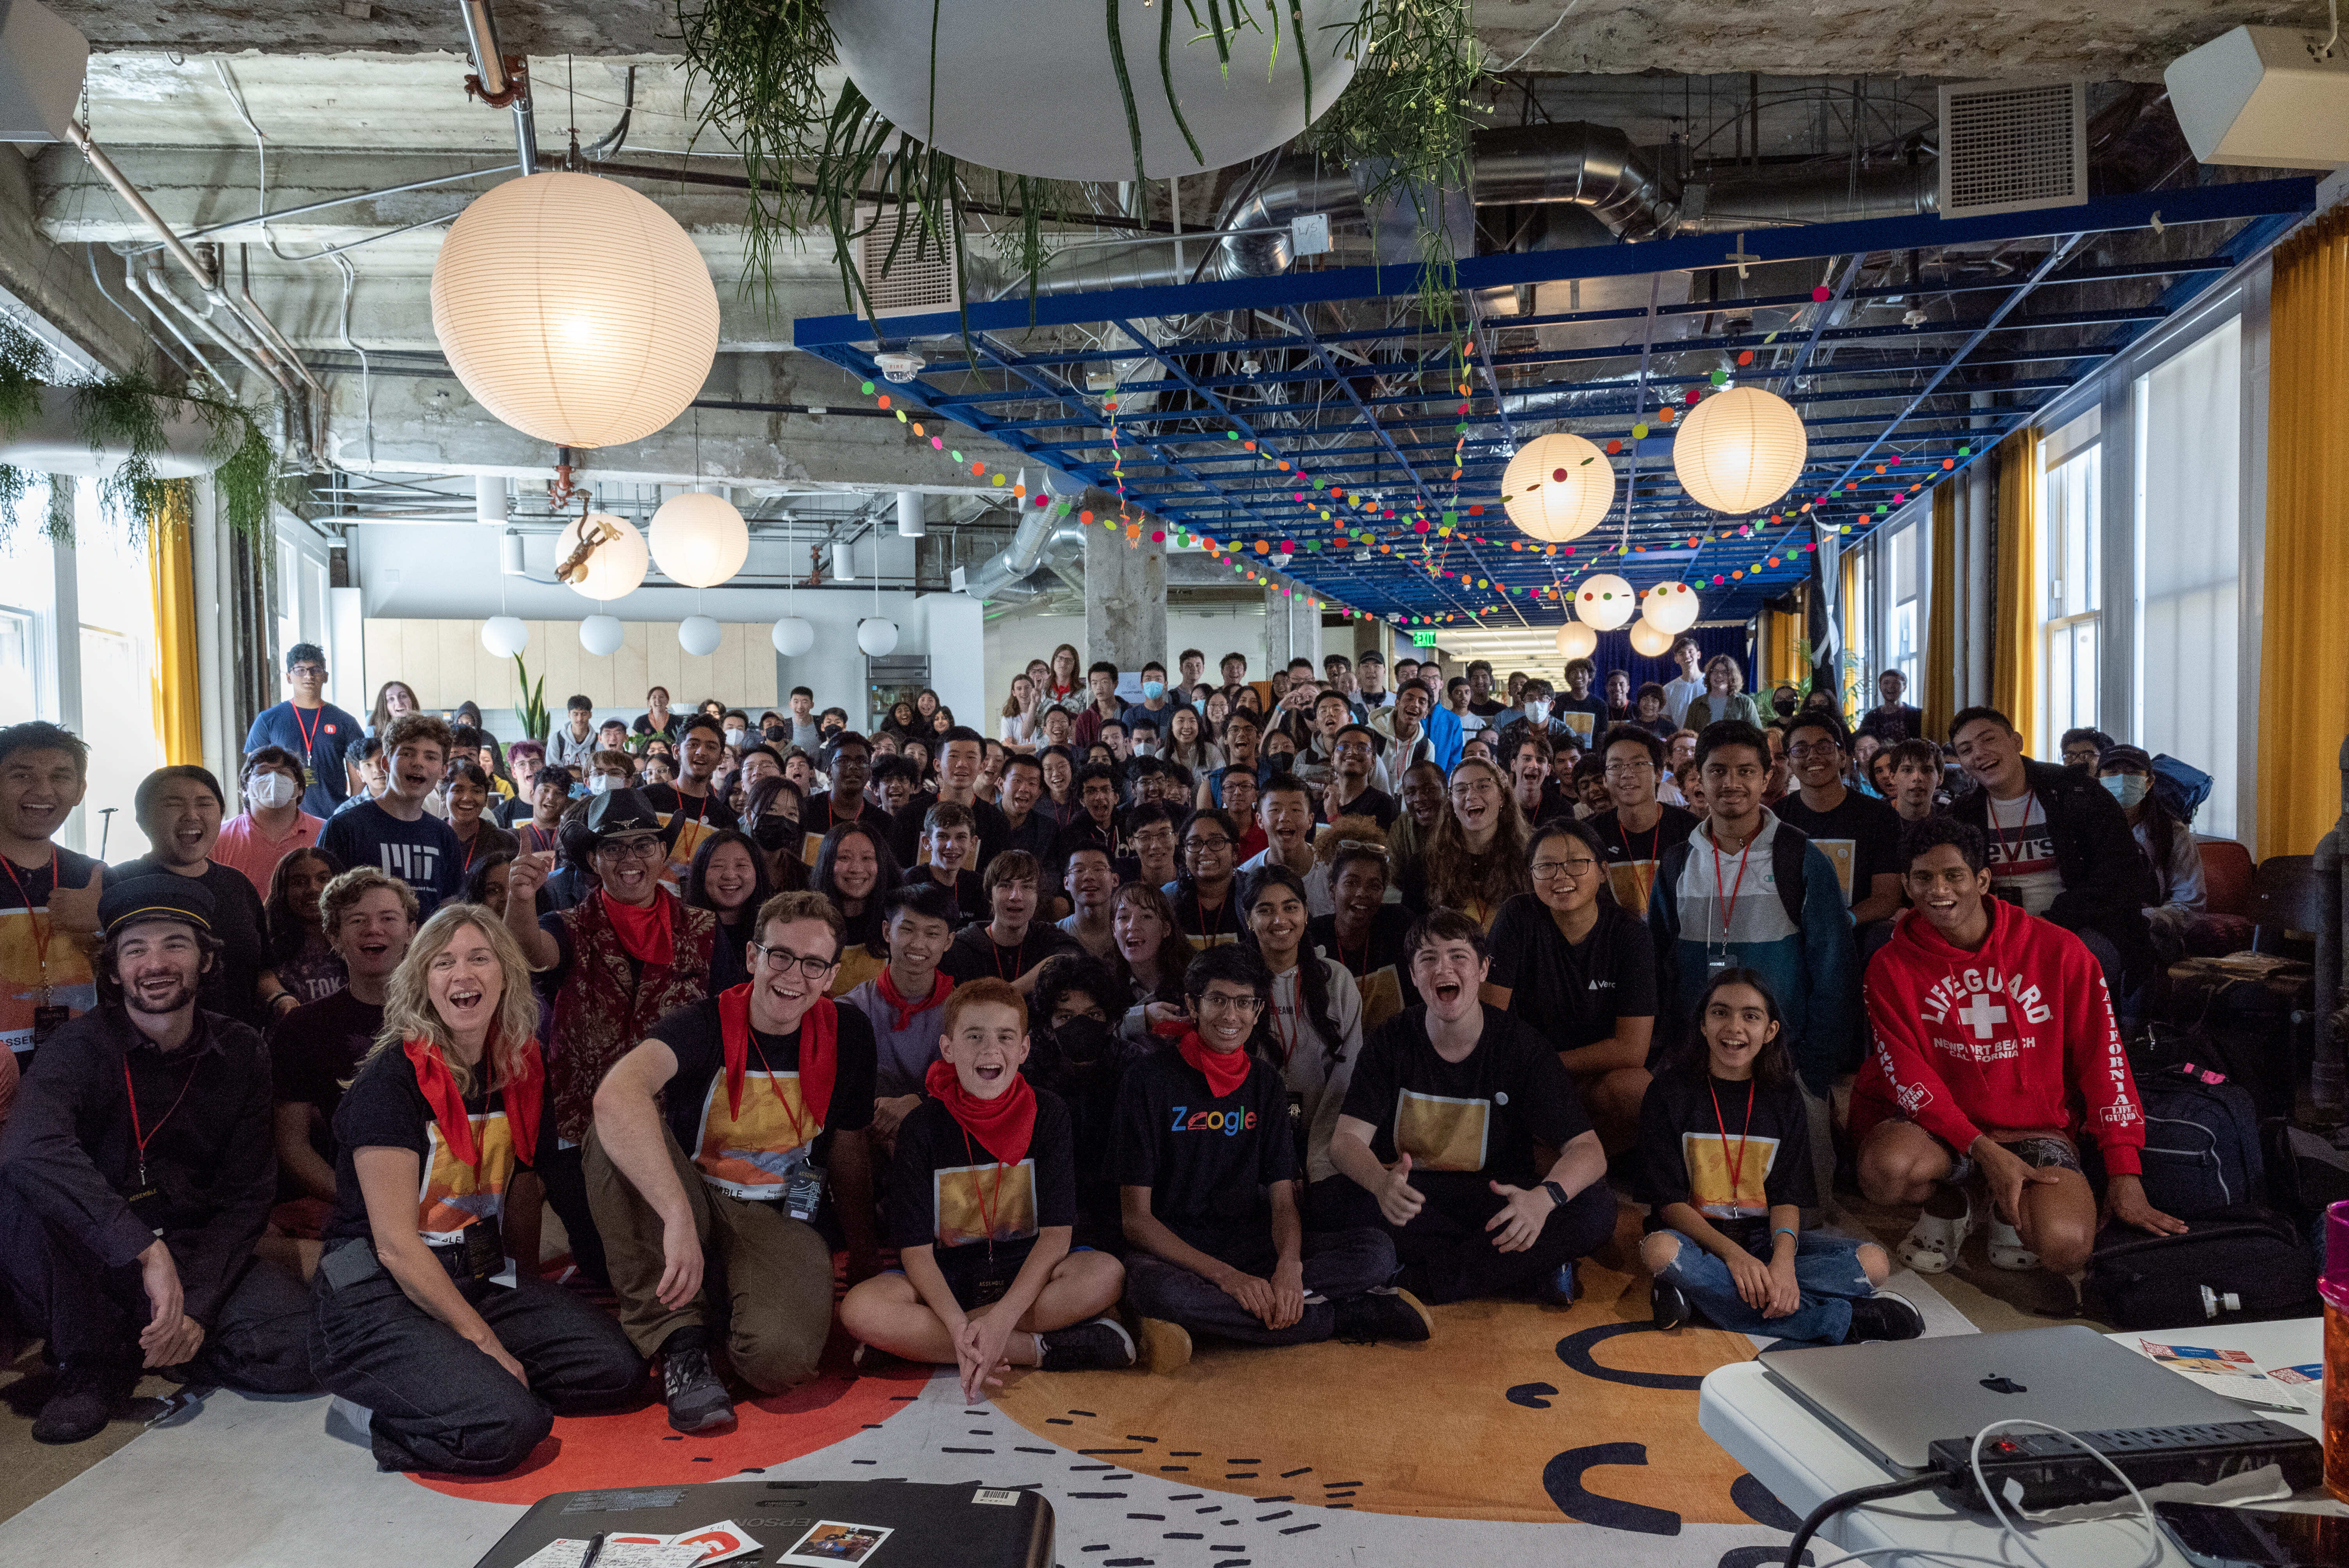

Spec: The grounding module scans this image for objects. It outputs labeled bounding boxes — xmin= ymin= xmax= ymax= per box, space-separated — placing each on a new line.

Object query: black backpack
xmin=2083 ymin=1208 xmax=2319 ymax=1330
xmin=2129 ymin=1061 xmax=2265 ymax=1219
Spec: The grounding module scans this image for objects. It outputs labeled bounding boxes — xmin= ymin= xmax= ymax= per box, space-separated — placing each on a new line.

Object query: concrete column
xmin=1084 ymin=526 xmax=1166 ymax=675
xmin=1262 ymin=588 xmax=1322 ymax=675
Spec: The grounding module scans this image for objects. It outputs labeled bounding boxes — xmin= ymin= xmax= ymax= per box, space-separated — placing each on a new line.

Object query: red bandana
xmin=1174 ymin=1026 xmax=1253 ymax=1100
xmin=877 ymin=965 xmax=953 ymax=1033
xmin=719 ymin=982 xmax=837 ymax=1126
xmin=601 ymin=887 xmax=676 ymax=968
xmin=403 ymin=1033 xmax=542 ymax=1169
xmin=924 ymin=1057 xmax=1037 ymax=1167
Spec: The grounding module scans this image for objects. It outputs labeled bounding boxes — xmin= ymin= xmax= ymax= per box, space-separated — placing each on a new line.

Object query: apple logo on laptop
xmin=1979 ymin=1375 xmax=2028 ymax=1395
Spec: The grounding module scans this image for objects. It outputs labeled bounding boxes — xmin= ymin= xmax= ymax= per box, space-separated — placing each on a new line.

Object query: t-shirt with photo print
xmin=888 ymin=1090 xmax=1076 ymax=1295
xmin=1636 ymin=1065 xmax=1816 ymax=1250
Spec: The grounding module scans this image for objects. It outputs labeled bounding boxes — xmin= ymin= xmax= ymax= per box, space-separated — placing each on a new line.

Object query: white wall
xmin=983 ymin=602 xmax=1269 ymax=699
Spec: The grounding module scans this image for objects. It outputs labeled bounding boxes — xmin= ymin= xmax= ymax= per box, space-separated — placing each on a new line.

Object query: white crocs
xmin=1987 ymin=1217 xmax=2040 ymax=1272
xmin=1896 ymin=1198 xmax=1971 ymax=1274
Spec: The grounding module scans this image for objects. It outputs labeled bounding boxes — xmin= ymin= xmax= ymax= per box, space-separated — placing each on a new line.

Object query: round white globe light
xmin=829 ymin=0 xmax=1361 ymax=182
xmin=579 ymin=613 xmax=626 ymax=656
xmin=1672 ymin=385 xmax=1809 ymax=515
xmin=1641 ymin=579 xmax=1703 ymax=634
xmin=480 ymin=615 xmax=529 ymax=658
xmin=1501 ymin=431 xmax=1615 ymax=543
xmin=677 ymin=615 xmax=723 ymax=657
xmin=1628 ymin=619 xmax=1675 ymax=659
xmin=771 ymin=616 xmax=815 ymax=657
xmin=430 ymin=171 xmax=719 ymax=449
xmin=1574 ymin=572 xmax=1638 ymax=631
xmin=856 ymin=618 xmax=900 ymax=657
xmin=649 ymin=491 xmax=750 ymax=588
xmin=1555 ymin=622 xmax=1598 ymax=661
xmin=554 ymin=511 xmax=649 ymax=601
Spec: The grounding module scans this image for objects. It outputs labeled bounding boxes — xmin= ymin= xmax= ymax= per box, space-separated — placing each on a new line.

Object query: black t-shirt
xmin=645 ymin=997 xmax=878 ymax=1198
xmin=111 ymin=857 xmax=271 ymax=1029
xmin=911 ymin=866 xmax=989 ymax=924
xmin=1485 ymin=897 xmax=1657 ymax=1057
xmin=317 ymin=799 xmax=467 ymax=918
xmin=1112 ymin=1044 xmax=1295 ymax=1269
xmin=1549 ymin=695 xmax=1613 ymax=748
xmin=1322 ymin=784 xmax=1399 ymax=831
xmin=1637 ymin=1066 xmax=1818 ymax=1248
xmin=643 ymin=782 xmax=741 ymax=835
xmin=1770 ymin=790 xmax=1901 ymax=911
xmin=937 ymin=922 xmax=1082 ymax=987
xmin=1306 ymin=905 xmax=1422 ymax=1027
xmin=270 ymin=989 xmax=384 ymax=1161
xmin=1587 ymin=805 xmax=1701 ymax=918
xmin=1342 ymin=1005 xmax=1592 ymax=1203
xmin=1168 ymin=879 xmax=1247 ymax=947
xmin=325 ymin=1046 xmax=518 ymax=1246
xmin=888 ymin=795 xmax=1010 ymax=875
xmin=1855 ymin=703 xmax=1925 ymax=746
xmin=888 ymin=1090 xmax=1076 ymax=1291
xmin=0 ymin=845 xmax=101 ymax=1057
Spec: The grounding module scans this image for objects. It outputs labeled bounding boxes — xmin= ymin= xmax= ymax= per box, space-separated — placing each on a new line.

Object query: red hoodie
xmin=1854 ymin=898 xmax=2144 ymax=1175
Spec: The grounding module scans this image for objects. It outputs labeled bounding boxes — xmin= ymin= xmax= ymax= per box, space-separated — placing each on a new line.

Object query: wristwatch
xmin=1541 ymin=1180 xmax=1568 ymax=1209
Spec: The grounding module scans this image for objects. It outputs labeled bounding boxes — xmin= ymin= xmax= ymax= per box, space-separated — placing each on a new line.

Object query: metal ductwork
xmin=1470 ymin=123 xmax=1682 ymax=241
xmin=1677 ymin=160 xmax=1939 ymax=232
xmin=954 ymin=489 xmax=1103 ymax=604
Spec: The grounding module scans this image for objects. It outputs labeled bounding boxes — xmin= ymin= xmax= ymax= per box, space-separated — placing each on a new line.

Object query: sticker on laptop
xmin=971 ymin=1488 xmax=1021 ymax=1506
xmin=778 ymin=1520 xmax=895 ymax=1566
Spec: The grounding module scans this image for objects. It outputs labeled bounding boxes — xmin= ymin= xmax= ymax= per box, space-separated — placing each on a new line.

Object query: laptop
xmin=1757 ymin=1324 xmax=2256 ymax=1472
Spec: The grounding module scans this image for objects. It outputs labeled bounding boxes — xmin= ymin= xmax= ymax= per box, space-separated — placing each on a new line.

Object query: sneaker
xmin=323 ymin=1395 xmax=376 ymax=1448
xmin=1843 ymin=1292 xmax=1927 ymax=1345
xmin=1534 ymin=1260 xmax=1579 ymax=1308
xmin=1038 ymin=1317 xmax=1137 ymax=1372
xmin=1650 ymin=1276 xmax=1691 ymax=1332
xmin=31 ymin=1369 xmax=114 ymax=1445
xmin=661 ymin=1345 xmax=736 ymax=1433
xmin=1133 ymin=1317 xmax=1192 ymax=1375
xmin=1332 ymin=1286 xmax=1434 ymax=1344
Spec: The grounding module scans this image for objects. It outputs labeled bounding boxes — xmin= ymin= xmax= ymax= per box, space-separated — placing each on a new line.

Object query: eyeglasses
xmin=1184 ymin=836 xmax=1233 ymax=852
xmin=1450 ymin=780 xmax=1497 ymax=800
xmin=749 ymin=942 xmax=840 ymax=978
xmin=1602 ymin=759 xmax=1654 ymax=776
xmin=1530 ymin=857 xmax=1599 ymax=881
xmin=289 ymin=663 xmax=327 ymax=679
xmin=1196 ymin=992 xmax=1264 ymax=1014
xmin=1788 ymin=741 xmax=1843 ymax=760
xmin=596 ymin=835 xmax=667 ymax=861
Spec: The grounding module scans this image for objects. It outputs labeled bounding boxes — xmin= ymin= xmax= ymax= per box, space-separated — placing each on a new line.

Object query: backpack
xmin=2129 ymin=1060 xmax=2265 ymax=1219
xmin=2083 ymin=1208 xmax=2319 ymax=1330
xmin=2150 ymin=753 xmax=2214 ymax=828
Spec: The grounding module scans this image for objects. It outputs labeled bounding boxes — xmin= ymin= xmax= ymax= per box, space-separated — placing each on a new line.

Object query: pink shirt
xmin=214 ymin=809 xmax=325 ymax=895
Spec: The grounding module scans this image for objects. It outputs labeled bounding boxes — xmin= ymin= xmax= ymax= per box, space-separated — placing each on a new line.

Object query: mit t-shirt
xmin=0 ymin=845 xmax=100 ymax=1056
xmin=1772 ymin=790 xmax=1902 ymax=910
xmin=1112 ymin=1044 xmax=1295 ymax=1269
xmin=888 ymin=1090 xmax=1076 ymax=1292
xmin=110 ymin=857 xmax=272 ymax=1029
xmin=1637 ymin=1067 xmax=1817 ymax=1249
xmin=244 ymin=699 xmax=364 ymax=817
xmin=324 ymin=1047 xmax=519 ymax=1247
xmin=271 ymin=989 xmax=385 ymax=1162
xmin=1981 ymin=791 xmax=2062 ymax=916
xmin=1588 ymin=804 xmax=1701 ymax=918
xmin=1485 ymin=896 xmax=1658 ymax=1057
xmin=645 ymin=997 xmax=878 ymax=1199
xmin=1342 ymin=1005 xmax=1592 ymax=1202
xmin=318 ymin=799 xmax=466 ymax=918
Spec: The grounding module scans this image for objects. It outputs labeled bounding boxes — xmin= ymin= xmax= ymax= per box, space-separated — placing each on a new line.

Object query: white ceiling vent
xmin=853 ymin=205 xmax=960 ymax=321
xmin=1936 ymin=80 xmax=2088 ymax=221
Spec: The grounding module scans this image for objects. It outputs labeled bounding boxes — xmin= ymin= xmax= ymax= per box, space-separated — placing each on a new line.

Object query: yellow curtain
xmin=1768 ymin=605 xmax=1803 ymax=686
xmin=1837 ymin=553 xmax=1861 ymax=716
xmin=1924 ymin=484 xmax=1958 ymax=741
xmin=1991 ymin=428 xmax=2040 ymax=750
xmin=149 ymin=481 xmax=204 ymax=766
xmin=2258 ymin=205 xmax=2349 ymax=858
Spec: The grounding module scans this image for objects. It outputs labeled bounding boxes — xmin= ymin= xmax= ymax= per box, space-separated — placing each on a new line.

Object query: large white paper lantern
xmin=480 ymin=615 xmax=528 ymax=658
xmin=649 ymin=491 xmax=750 ymax=588
xmin=579 ymin=613 xmax=626 ymax=656
xmin=1555 ymin=622 xmax=1597 ymax=661
xmin=1501 ymin=432 xmax=1614 ymax=543
xmin=555 ymin=511 xmax=649 ymax=601
xmin=829 ymin=0 xmax=1361 ymax=182
xmin=1641 ymin=579 xmax=1702 ymax=634
xmin=1672 ymin=385 xmax=1808 ymax=515
xmin=857 ymin=618 xmax=900 ymax=656
xmin=771 ymin=616 xmax=816 ymax=657
xmin=1628 ymin=620 xmax=1674 ymax=658
xmin=678 ymin=614 xmax=723 ymax=656
xmin=1573 ymin=573 xmax=1637 ymax=630
xmin=430 ymin=172 xmax=719 ymax=449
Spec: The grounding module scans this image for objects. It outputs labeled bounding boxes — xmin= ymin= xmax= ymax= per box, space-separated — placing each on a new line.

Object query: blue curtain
xmin=1572 ymin=622 xmax=1753 ymax=697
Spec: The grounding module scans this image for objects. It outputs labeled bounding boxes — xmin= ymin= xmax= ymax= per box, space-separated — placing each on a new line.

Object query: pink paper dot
xmin=1811 ymin=285 xmax=1832 ymax=302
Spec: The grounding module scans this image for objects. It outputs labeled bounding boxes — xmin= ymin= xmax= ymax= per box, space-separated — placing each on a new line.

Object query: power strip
xmin=1926 ymin=1418 xmax=2320 ymax=1511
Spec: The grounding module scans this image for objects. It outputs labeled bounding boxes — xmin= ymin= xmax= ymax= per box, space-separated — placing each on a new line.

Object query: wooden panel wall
xmin=360 ymin=619 xmax=779 ymax=715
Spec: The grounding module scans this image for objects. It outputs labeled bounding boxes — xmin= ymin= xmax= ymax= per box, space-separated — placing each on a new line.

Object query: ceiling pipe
xmin=953 ymin=490 xmax=1097 ymax=602
xmin=458 ymin=0 xmax=538 ymax=175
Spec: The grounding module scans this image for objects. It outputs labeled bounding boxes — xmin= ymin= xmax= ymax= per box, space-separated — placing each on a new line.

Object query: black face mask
xmin=763 ymin=724 xmax=788 ymax=744
xmin=1772 ymin=695 xmax=1798 ymax=716
xmin=1046 ymin=1014 xmax=1116 ymax=1071
xmin=748 ymin=814 xmax=798 ymax=853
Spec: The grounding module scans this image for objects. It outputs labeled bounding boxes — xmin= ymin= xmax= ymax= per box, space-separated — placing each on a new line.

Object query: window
xmin=0 ymin=608 xmax=32 ymax=726
xmin=1886 ymin=522 xmax=1920 ymax=697
xmin=75 ymin=483 xmax=163 ymax=860
xmin=2040 ymin=434 xmax=2101 ymax=753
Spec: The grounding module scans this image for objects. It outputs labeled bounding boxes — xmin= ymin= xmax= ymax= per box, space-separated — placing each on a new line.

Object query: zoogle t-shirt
xmin=1112 ymin=1044 xmax=1295 ymax=1271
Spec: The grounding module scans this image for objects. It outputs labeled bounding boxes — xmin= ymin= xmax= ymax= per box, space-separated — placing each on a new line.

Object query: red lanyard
xmin=991 ymin=935 xmax=1021 ymax=984
xmin=521 ymin=823 xmax=556 ymax=855
xmin=1334 ymin=928 xmax=1369 ymax=979
xmin=1708 ymin=832 xmax=1754 ymax=944
xmin=459 ymin=825 xmax=482 ymax=876
xmin=292 ymin=703 xmax=323 ymax=762
xmin=1706 ymin=1076 xmax=1758 ymax=1205
xmin=1986 ymin=793 xmax=2032 ymax=868
xmin=748 ymin=1037 xmax=813 ymax=1152
xmin=123 ymin=1054 xmax=201 ymax=1188
xmin=960 ymin=1130 xmax=1012 ymax=1257
xmin=0 ymin=851 xmax=56 ymax=995
xmin=1194 ymin=890 xmax=1221 ymax=939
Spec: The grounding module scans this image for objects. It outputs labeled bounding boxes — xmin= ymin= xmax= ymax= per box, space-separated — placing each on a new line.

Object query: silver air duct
xmin=954 ymin=489 xmax=1105 ymax=603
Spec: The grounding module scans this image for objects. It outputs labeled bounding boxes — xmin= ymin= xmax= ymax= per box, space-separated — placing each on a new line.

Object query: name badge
xmin=784 ymin=1165 xmax=826 ymax=1222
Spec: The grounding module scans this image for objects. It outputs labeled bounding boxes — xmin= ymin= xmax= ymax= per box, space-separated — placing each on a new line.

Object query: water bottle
xmin=2324 ymin=1200 xmax=2349 ymax=1501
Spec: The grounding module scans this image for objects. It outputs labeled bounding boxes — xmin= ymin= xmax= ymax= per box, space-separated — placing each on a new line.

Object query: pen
xmin=580 ymin=1533 xmax=606 ymax=1568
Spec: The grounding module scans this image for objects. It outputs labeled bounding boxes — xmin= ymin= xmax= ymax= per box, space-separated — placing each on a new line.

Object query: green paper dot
xmin=861 ymin=380 xmax=875 ymax=395
xmin=1709 ymin=369 xmax=1727 ymax=385
xmin=1441 ymin=511 xmax=1458 ymax=526
xmin=950 ymin=450 xmax=962 ymax=462
xmin=1225 ymin=431 xmax=1238 ymax=440
xmin=1958 ymin=444 xmax=1972 ymax=456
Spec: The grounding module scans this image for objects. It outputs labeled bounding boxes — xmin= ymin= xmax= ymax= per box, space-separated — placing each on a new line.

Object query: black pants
xmin=1385 ymin=1178 xmax=1617 ymax=1305
xmin=308 ymin=1239 xmax=643 ymax=1475
xmin=0 ymin=1203 xmax=316 ymax=1393
xmin=535 ymin=1139 xmax=611 ymax=1287
xmin=1123 ymin=1228 xmax=1395 ymax=1346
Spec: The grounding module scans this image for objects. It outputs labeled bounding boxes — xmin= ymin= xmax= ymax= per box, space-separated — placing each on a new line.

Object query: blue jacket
xmin=1424 ymin=704 xmax=1464 ymax=773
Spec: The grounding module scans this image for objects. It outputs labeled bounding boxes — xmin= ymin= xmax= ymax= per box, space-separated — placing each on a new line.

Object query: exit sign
xmin=1410 ymin=630 xmax=1439 ymax=647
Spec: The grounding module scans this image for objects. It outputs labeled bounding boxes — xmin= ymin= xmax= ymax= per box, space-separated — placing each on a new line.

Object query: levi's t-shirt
xmin=1982 ymin=791 xmax=2063 ymax=916
xmin=888 ymin=1090 xmax=1076 ymax=1292
xmin=1343 ymin=1005 xmax=1591 ymax=1202
xmin=646 ymin=997 xmax=878 ymax=1198
xmin=326 ymin=1048 xmax=518 ymax=1246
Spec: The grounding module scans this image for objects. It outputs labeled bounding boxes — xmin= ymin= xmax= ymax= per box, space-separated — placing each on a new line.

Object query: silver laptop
xmin=1758 ymin=1324 xmax=2257 ymax=1471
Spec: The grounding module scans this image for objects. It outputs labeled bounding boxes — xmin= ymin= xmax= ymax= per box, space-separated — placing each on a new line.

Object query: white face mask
xmin=724 ymin=726 xmax=747 ymax=748
xmin=1525 ymin=700 xmax=1548 ymax=722
xmin=248 ymin=771 xmax=299 ymax=811
xmin=588 ymin=773 xmax=615 ymax=796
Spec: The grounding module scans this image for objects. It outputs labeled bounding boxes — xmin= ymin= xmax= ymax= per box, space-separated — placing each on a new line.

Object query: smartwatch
xmin=1541 ymin=1180 xmax=1569 ymax=1209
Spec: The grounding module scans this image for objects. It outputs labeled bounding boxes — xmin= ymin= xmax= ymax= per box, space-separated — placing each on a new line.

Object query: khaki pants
xmin=583 ymin=1128 xmax=834 ymax=1393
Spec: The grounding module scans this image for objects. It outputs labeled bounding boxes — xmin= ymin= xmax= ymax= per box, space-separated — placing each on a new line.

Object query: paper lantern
xmin=857 ymin=618 xmax=900 ymax=656
xmin=1501 ymin=432 xmax=1614 ymax=543
xmin=1641 ymin=579 xmax=1702 ymax=634
xmin=1628 ymin=620 xmax=1674 ymax=658
xmin=1672 ymin=385 xmax=1808 ymax=514
xmin=1555 ymin=622 xmax=1598 ymax=661
xmin=648 ymin=492 xmax=749 ymax=588
xmin=771 ymin=616 xmax=816 ymax=656
xmin=480 ymin=615 xmax=528 ymax=658
xmin=1575 ymin=572 xmax=1637 ymax=630
xmin=678 ymin=614 xmax=722 ymax=656
xmin=430 ymin=172 xmax=719 ymax=449
xmin=554 ymin=511 xmax=649 ymax=601
xmin=579 ymin=613 xmax=625 ymax=656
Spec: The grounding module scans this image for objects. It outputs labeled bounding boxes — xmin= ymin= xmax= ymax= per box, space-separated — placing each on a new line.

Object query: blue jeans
xmin=1651 ymin=1228 xmax=1877 ymax=1347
